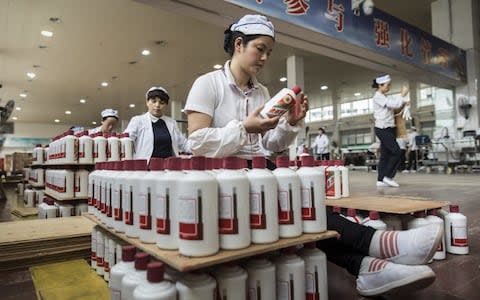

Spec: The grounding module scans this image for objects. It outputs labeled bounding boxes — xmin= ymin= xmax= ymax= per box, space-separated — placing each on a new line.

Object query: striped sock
xmin=359 ymin=257 xmax=388 ymax=275
xmin=369 ymin=230 xmax=400 ymax=259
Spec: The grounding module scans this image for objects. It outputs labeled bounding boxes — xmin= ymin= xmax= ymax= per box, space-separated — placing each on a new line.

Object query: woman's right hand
xmin=242 ymin=104 xmax=280 ymax=134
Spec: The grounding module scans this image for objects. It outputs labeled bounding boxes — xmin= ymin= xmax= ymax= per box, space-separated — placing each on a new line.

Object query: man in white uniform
xmin=311 ymin=127 xmax=330 ymax=160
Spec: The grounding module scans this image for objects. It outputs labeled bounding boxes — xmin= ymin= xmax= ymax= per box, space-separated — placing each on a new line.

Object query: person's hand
xmin=242 ymin=104 xmax=280 ymax=134
xmin=285 ymin=92 xmax=309 ymax=126
xmin=401 ymin=85 xmax=409 ymax=98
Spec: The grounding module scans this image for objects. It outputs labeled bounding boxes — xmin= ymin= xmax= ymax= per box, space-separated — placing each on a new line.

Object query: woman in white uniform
xmin=185 ymin=15 xmax=307 ymax=166
xmin=88 ymin=109 xmax=119 ymax=135
xmin=372 ymin=74 xmax=410 ymax=187
xmin=124 ymin=86 xmax=189 ymax=161
xmin=184 ymin=15 xmax=439 ymax=297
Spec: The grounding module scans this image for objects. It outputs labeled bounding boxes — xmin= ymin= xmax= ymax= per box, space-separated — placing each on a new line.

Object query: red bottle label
xmin=156 ymin=194 xmax=170 ymax=234
xmin=219 ymin=193 xmax=239 ymax=234
xmin=278 ymin=190 xmax=294 ymax=224
xmin=178 ymin=193 xmax=203 ymax=240
xmin=250 ymin=191 xmax=266 ymax=229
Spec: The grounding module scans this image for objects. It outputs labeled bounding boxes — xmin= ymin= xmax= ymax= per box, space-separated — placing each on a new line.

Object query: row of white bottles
xmin=32 ymin=144 xmax=46 ymax=165
xmin=91 ymin=132 xmax=134 ymax=164
xmin=24 ymin=188 xmax=44 ymax=207
xmin=48 ymin=130 xmax=79 ymax=164
xmin=92 ymin=227 xmax=127 ymax=283
xmin=89 ymin=155 xmax=330 ymax=258
xmin=106 ymin=242 xmax=327 ymax=300
xmin=38 ymin=198 xmax=58 ymax=218
xmin=46 ymin=169 xmax=90 ymax=199
xmin=28 ymin=168 xmax=45 ymax=186
xmin=37 ymin=197 xmax=87 ymax=218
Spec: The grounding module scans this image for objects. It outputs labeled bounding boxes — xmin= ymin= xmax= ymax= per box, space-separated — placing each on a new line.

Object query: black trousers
xmin=398 ymin=149 xmax=406 ymax=171
xmin=316 ymin=153 xmax=330 ymax=160
xmin=375 ymin=127 xmax=402 ymax=181
xmin=407 ymin=150 xmax=419 ymax=171
xmin=317 ymin=211 xmax=376 ymax=276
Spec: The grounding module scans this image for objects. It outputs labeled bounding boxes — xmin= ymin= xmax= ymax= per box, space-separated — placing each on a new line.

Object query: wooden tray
xmin=44 ymin=191 xmax=88 ymax=201
xmin=11 ymin=206 xmax=38 ymax=217
xmin=326 ymin=195 xmax=449 ymax=214
xmin=83 ymin=213 xmax=338 ymax=272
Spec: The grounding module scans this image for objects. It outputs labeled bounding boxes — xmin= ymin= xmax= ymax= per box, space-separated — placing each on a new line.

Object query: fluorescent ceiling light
xmin=16 ymin=107 xmax=21 ymax=111
xmin=80 ymin=99 xmax=86 ymax=103
xmin=279 ymin=77 xmax=287 ymax=82
xmin=213 ymin=64 xmax=222 ymax=69
xmin=41 ymin=30 xmax=53 ymax=37
xmin=65 ymin=110 xmax=71 ymax=115
xmin=20 ymin=93 xmax=27 ymax=98
xmin=141 ymin=49 xmax=151 ymax=56
xmin=354 ymin=92 xmax=361 ymax=96
xmin=101 ymin=82 xmax=108 ymax=87
xmin=92 ymin=121 xmax=97 ymax=125
xmin=27 ymin=72 xmax=36 ymax=79
xmin=12 ymin=117 xmax=18 ymax=120
xmin=320 ymin=85 xmax=328 ymax=90
xmin=129 ymin=104 xmax=135 ymax=108
xmin=54 ymin=119 xmax=60 ymax=123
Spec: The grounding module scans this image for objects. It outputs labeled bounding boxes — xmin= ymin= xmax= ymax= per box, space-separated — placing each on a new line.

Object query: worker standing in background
xmin=372 ymin=74 xmax=410 ymax=187
xmin=405 ymin=127 xmax=419 ymax=173
xmin=311 ymin=127 xmax=330 ymax=160
xmin=396 ymin=136 xmax=407 ymax=172
xmin=88 ymin=109 xmax=119 ymax=135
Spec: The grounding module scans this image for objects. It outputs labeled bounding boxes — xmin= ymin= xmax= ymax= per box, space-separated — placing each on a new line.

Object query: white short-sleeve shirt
xmin=184 ymin=60 xmax=271 ymax=157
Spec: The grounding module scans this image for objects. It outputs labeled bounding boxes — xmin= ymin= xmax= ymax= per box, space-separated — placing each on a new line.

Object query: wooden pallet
xmin=11 ymin=206 xmax=38 ymax=218
xmin=326 ymin=195 xmax=449 ymax=214
xmin=84 ymin=213 xmax=338 ymax=272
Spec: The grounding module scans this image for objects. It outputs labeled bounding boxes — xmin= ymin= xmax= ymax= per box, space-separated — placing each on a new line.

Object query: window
xmin=340 ymin=129 xmax=372 ymax=146
xmin=306 ymin=105 xmax=333 ymax=123
xmin=418 ymin=86 xmax=434 ymax=107
xmin=339 ymin=98 xmax=373 ymax=118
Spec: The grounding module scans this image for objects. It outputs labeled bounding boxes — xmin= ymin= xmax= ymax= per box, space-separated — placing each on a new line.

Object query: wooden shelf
xmin=28 ymin=182 xmax=45 ymax=188
xmin=44 ymin=191 xmax=88 ymax=201
xmin=83 ymin=213 xmax=338 ymax=272
xmin=326 ymin=195 xmax=449 ymax=214
xmin=43 ymin=162 xmax=94 ymax=167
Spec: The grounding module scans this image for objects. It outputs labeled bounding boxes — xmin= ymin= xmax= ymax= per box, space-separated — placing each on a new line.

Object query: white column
xmin=286 ymin=55 xmax=305 ymax=159
xmin=432 ymin=0 xmax=480 ymax=132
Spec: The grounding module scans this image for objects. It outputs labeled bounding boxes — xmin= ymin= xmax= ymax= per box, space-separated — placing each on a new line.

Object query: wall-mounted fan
xmin=0 ymin=100 xmax=15 ymax=124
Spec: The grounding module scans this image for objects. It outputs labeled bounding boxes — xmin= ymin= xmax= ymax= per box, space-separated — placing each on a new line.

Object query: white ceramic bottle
xmin=110 ymin=245 xmax=136 ymax=300
xmin=121 ymin=252 xmax=150 ymax=300
xmin=216 ymin=157 xmax=251 ymax=250
xmin=345 ymin=208 xmax=362 ymax=224
xmin=96 ymin=229 xmax=105 ymax=276
xmin=246 ymin=156 xmax=279 ymax=244
xmin=124 ymin=160 xmax=149 ymax=238
xmin=363 ymin=211 xmax=387 ymax=230
xmin=107 ymin=133 xmax=121 ymax=162
xmin=75 ymin=168 xmax=89 ymax=198
xmin=425 ymin=209 xmax=446 ymax=260
xmin=212 ymin=264 xmax=248 ymax=300
xmin=297 ymin=155 xmax=327 ymax=233
xmin=244 ymin=257 xmax=276 ymax=300
xmin=274 ymin=248 xmax=306 ymax=300
xmin=445 ymin=205 xmax=469 ymax=255
xmin=64 ymin=130 xmax=79 ymax=164
xmin=91 ymin=227 xmax=97 ymax=269
xmin=138 ymin=158 xmax=165 ymax=244
xmin=177 ymin=156 xmax=219 ymax=257
xmin=93 ymin=132 xmax=107 ymax=163
xmin=297 ymin=242 xmax=328 ymax=300
xmin=78 ymin=130 xmax=94 ymax=164
xmin=155 ymin=157 xmax=183 ymax=250
xmin=335 ymin=160 xmax=350 ymax=197
xmin=112 ymin=161 xmax=128 ymax=233
xmin=407 ymin=211 xmax=430 ymax=229
xmin=273 ymin=156 xmax=302 ymax=238
xmin=176 ymin=273 xmax=216 ymax=300
xmin=325 ymin=162 xmax=341 ymax=199
xmin=120 ymin=133 xmax=134 ymax=161
xmin=133 ymin=262 xmax=176 ymax=300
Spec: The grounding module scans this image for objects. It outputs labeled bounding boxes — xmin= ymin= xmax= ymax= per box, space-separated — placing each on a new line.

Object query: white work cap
xmin=230 ymin=14 xmax=275 ymax=38
xmin=145 ymin=86 xmax=169 ymax=100
xmin=375 ymin=74 xmax=391 ymax=85
xmin=101 ymin=109 xmax=118 ymax=119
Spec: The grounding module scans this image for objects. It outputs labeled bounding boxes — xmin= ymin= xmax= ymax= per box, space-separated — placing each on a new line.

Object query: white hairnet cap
xmin=101 ymin=109 xmax=118 ymax=119
xmin=230 ymin=15 xmax=275 ymax=38
xmin=375 ymin=74 xmax=391 ymax=84
xmin=145 ymin=86 xmax=169 ymax=100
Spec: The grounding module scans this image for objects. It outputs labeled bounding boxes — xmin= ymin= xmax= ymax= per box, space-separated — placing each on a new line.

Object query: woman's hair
xmin=371 ymin=79 xmax=379 ymax=89
xmin=224 ymin=26 xmax=262 ymax=56
xmin=147 ymin=89 xmax=170 ymax=103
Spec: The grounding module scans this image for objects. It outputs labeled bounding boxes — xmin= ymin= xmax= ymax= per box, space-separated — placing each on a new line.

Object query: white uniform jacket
xmin=124 ymin=112 xmax=189 ymax=160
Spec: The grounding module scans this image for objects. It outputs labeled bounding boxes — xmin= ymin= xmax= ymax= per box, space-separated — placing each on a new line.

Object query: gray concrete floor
xmin=0 ymin=171 xmax=479 ymax=299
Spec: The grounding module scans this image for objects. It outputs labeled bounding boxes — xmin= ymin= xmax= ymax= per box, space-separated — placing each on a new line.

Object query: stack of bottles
xmin=88 ymin=155 xmax=332 ymax=258
xmin=32 ymin=144 xmax=45 ymax=165
xmin=102 ymin=238 xmax=329 ymax=300
xmin=37 ymin=197 xmax=88 ymax=218
xmin=315 ymin=160 xmax=349 ymax=199
xmin=28 ymin=168 xmax=45 ymax=187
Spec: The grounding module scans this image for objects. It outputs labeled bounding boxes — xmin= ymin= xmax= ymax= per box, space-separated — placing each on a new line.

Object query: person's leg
xmin=407 ymin=150 xmax=413 ymax=171
xmin=384 ymin=128 xmax=402 ymax=179
xmin=399 ymin=149 xmax=406 ymax=171
xmin=413 ymin=150 xmax=418 ymax=171
xmin=326 ymin=211 xmax=376 ymax=253
xmin=375 ymin=128 xmax=389 ymax=182
xmin=322 ymin=153 xmax=330 ymax=160
xmin=316 ymin=237 xmax=365 ymax=276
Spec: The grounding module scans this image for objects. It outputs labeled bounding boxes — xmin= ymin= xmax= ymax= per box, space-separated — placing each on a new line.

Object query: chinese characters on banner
xmin=284 ymin=0 xmax=310 ymax=15
xmin=325 ymin=0 xmax=344 ymax=32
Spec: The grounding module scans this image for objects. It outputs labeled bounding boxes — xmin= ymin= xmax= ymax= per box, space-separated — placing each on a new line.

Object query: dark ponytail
xmin=371 ymin=79 xmax=379 ymax=89
xmin=223 ymin=26 xmax=263 ymax=57
xmin=223 ymin=24 xmax=234 ymax=54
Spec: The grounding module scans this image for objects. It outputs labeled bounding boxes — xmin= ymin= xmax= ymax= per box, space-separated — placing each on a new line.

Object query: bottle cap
xmin=252 ymin=156 xmax=266 ymax=169
xmin=450 ymin=204 xmax=459 ymax=213
xmin=212 ymin=158 xmax=223 ymax=170
xmin=347 ymin=208 xmax=357 ymax=217
xmin=147 ymin=262 xmax=165 ymax=283
xmin=291 ymin=85 xmax=302 ymax=94
xmin=276 ymin=155 xmax=289 ymax=168
xmin=369 ymin=211 xmax=380 ymax=220
xmin=134 ymin=252 xmax=150 ymax=270
xmin=223 ymin=156 xmax=239 ymax=170
xmin=414 ymin=211 xmax=426 ymax=218
xmin=166 ymin=157 xmax=182 ymax=171
xmin=95 ymin=162 xmax=102 ymax=170
xmin=300 ymin=155 xmax=314 ymax=167
xmin=113 ymin=161 xmax=123 ymax=171
xmin=304 ymin=242 xmax=317 ymax=249
xmin=149 ymin=158 xmax=164 ymax=171
xmin=182 ymin=158 xmax=192 ymax=170
xmin=122 ymin=245 xmax=136 ymax=262
xmin=123 ymin=160 xmax=135 ymax=171
xmin=332 ymin=206 xmax=342 ymax=214
xmin=204 ymin=157 xmax=213 ymax=170
xmin=427 ymin=209 xmax=437 ymax=216
xmin=190 ymin=156 xmax=205 ymax=170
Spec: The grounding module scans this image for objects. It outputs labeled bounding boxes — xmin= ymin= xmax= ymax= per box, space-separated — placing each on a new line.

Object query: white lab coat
xmin=88 ymin=126 xmax=102 ymax=135
xmin=124 ymin=112 xmax=189 ymax=160
xmin=311 ymin=134 xmax=329 ymax=154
